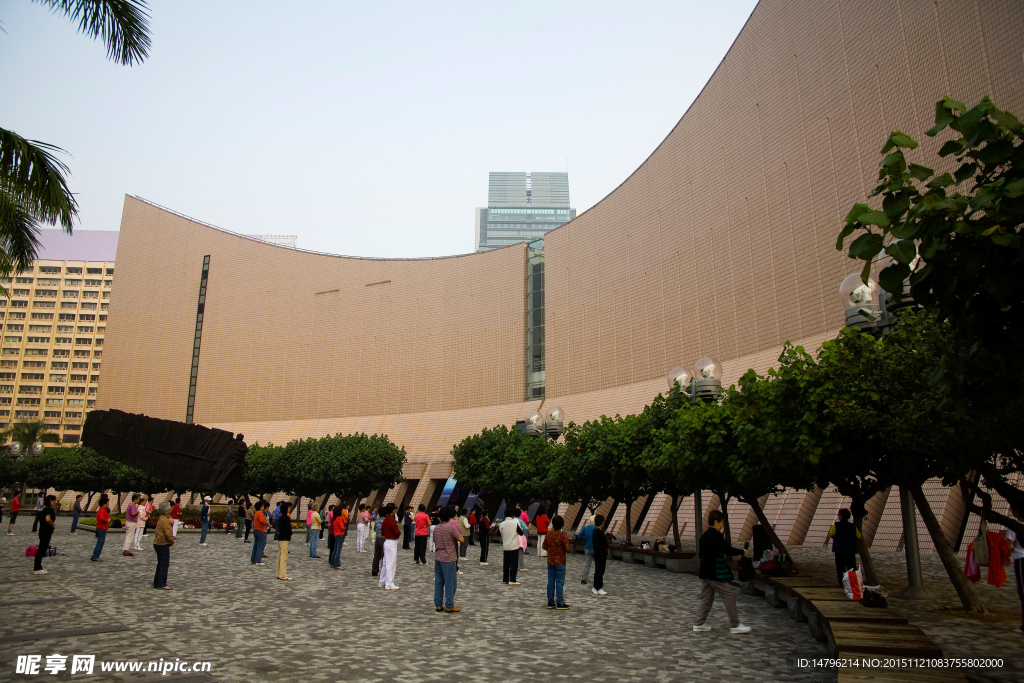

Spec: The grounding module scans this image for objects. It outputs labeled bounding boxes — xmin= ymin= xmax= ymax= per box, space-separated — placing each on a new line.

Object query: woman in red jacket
xmin=91 ymin=494 xmax=111 ymax=561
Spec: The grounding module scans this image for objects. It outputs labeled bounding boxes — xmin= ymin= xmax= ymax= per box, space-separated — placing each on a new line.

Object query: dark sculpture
xmin=82 ymin=409 xmax=247 ymax=494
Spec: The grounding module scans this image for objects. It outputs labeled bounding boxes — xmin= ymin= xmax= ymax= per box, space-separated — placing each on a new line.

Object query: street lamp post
xmin=667 ymin=357 xmax=724 ymax=553
xmin=839 ymin=271 xmax=924 ymax=597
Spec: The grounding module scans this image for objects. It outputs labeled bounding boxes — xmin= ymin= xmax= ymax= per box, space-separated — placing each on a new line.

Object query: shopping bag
xmin=964 ymin=544 xmax=980 ymax=583
xmin=843 ymin=569 xmax=864 ymax=600
xmin=973 ymin=519 xmax=990 ymax=567
xmin=25 ymin=545 xmax=37 ymax=557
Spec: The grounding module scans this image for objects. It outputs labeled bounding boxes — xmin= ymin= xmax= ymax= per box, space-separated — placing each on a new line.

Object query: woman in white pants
xmin=377 ymin=503 xmax=400 ymax=590
xmin=133 ymin=496 xmax=149 ymax=550
xmin=355 ymin=504 xmax=370 ymax=552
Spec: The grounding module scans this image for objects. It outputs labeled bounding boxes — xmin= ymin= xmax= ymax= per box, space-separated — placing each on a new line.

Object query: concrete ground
xmin=0 ymin=523 xmax=835 ymax=683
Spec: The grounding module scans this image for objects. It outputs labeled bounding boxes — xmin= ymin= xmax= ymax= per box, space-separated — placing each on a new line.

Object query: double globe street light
xmin=522 ymin=405 xmax=565 ymax=440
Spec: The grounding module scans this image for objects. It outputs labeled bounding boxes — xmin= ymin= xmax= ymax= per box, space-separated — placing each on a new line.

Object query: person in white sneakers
xmin=133 ymin=496 xmax=149 ymax=550
xmin=692 ymin=510 xmax=751 ymax=634
xmin=356 ymin=504 xmax=370 ymax=553
xmin=377 ymin=503 xmax=401 ymax=590
xmin=123 ymin=493 xmax=140 ymax=557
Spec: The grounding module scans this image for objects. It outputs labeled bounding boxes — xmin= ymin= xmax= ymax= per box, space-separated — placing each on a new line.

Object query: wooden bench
xmin=759 ymin=573 xmax=964 ymax=681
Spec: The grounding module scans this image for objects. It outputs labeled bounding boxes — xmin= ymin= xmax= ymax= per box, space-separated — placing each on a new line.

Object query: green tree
xmin=641 ymin=392 xmax=696 ymax=550
xmin=244 ymin=443 xmax=287 ymax=498
xmin=561 ymin=414 xmax=652 ymax=544
xmin=1 ymin=1 xmax=151 ymax=286
xmin=452 ymin=425 xmax=554 ymax=507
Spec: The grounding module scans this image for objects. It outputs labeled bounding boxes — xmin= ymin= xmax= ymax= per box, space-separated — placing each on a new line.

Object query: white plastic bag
xmin=843 ymin=569 xmax=864 ymax=600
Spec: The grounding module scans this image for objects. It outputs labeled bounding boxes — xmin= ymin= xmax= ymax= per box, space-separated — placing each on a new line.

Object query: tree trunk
xmin=910 ymin=482 xmax=985 ymax=614
xmin=116 ymin=491 xmax=124 ymax=513
xmin=85 ymin=492 xmax=95 ymax=510
xmin=854 ymin=514 xmax=880 ymax=586
xmin=624 ymin=498 xmax=634 ymax=545
xmin=747 ymin=494 xmax=790 ymax=558
xmin=670 ymin=494 xmax=681 ymax=550
xmin=719 ymin=492 xmax=731 ymax=544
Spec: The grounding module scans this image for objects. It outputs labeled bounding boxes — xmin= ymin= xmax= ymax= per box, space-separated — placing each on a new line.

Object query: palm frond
xmin=35 ymin=0 xmax=151 ymax=66
xmin=0 ymin=128 xmax=77 ymax=234
xmin=0 ymin=187 xmax=40 ymax=286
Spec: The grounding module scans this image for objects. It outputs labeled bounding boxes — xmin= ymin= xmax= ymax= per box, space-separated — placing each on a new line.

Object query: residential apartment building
xmin=0 ymin=229 xmax=117 ymax=445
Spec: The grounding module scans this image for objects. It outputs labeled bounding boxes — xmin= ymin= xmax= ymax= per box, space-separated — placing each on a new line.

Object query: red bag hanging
xmin=964 ymin=544 xmax=980 ymax=583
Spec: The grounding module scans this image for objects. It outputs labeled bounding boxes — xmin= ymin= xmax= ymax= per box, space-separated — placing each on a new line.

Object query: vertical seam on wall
xmin=895 ymin=0 xmax=922 ymax=134
xmin=836 ymin=0 xmax=868 ymax=198
xmin=793 ymin=53 xmax=827 ymax=334
xmin=932 ymin=1 xmax=951 ymax=94
xmin=186 ymin=255 xmax=209 ymax=424
xmin=755 ymin=105 xmax=783 ymax=345
xmin=971 ymin=0 xmax=994 ymax=95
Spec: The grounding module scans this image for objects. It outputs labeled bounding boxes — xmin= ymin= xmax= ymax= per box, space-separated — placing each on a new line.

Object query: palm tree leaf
xmin=0 ymin=187 xmax=40 ymax=285
xmin=34 ymin=0 xmax=151 ymax=66
xmin=0 ymin=128 xmax=77 ymax=233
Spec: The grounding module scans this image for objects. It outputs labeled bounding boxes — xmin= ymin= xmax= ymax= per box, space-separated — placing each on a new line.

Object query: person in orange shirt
xmin=330 ymin=505 xmax=349 ymax=568
xmin=250 ymin=501 xmax=269 ymax=566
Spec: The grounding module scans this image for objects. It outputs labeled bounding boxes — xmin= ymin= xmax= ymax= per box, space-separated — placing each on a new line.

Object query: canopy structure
xmin=82 ymin=409 xmax=247 ymax=494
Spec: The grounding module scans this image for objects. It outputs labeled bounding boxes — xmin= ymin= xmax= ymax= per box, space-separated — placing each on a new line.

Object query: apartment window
xmin=33 ymin=301 xmax=55 ymax=309
xmin=105 ymin=268 xmax=113 ymax=275
xmin=15 ymin=410 xmax=39 ymax=418
xmin=16 ymin=398 xmax=40 ymax=406
xmin=31 ymin=312 xmax=54 ymax=320
xmin=100 ymin=292 xmax=108 ymax=299
xmin=29 ymin=325 xmax=51 ymax=332
xmin=67 ymin=399 xmax=83 ymax=405
xmin=77 ymin=326 xmax=93 ymax=333
xmin=4 ymin=336 xmax=21 ymax=343
xmin=1 ymin=348 xmax=19 ymax=355
xmin=99 ymin=315 xmax=107 ymax=321
xmin=78 ymin=314 xmax=95 ymax=321
xmin=62 ymin=290 xmax=79 ymax=298
xmin=70 ymin=374 xmax=86 ymax=383
xmin=0 ymin=372 xmax=12 ymax=380
xmin=91 ymin=362 xmax=100 ymax=370
xmin=24 ymin=349 xmax=47 ymax=356
xmin=18 ymin=385 xmax=41 ymax=394
xmin=37 ymin=278 xmax=59 ymax=286
xmin=33 ymin=289 xmax=56 ymax=298
xmin=84 ymin=279 xmax=101 ymax=287
xmin=51 ymin=362 xmax=68 ymax=369
xmin=0 ymin=360 xmax=15 ymax=368
xmin=10 ymin=301 xmax=27 ymax=308
xmin=71 ymin=362 xmax=87 ymax=369
xmin=26 ymin=336 xmax=49 ymax=344
xmin=103 ymin=280 xmax=112 ymax=287
xmin=83 ymin=291 xmax=98 ymax=299
xmin=62 ymin=434 xmax=80 ymax=443
xmin=92 ymin=351 xmax=101 ymax=358
xmin=44 ymin=410 xmax=61 ymax=418
xmin=95 ymin=338 xmax=103 ymax=346
xmin=60 ymin=302 xmax=77 ymax=309
xmin=45 ymin=398 xmax=62 ymax=406
xmin=100 ymin=303 xmax=108 ymax=311
xmin=20 ymin=373 xmax=43 ymax=380
xmin=15 ymin=277 xmax=33 ymax=284
xmin=64 ymin=423 xmax=81 ymax=430
xmin=58 ymin=314 xmax=75 ymax=322
xmin=81 ymin=302 xmax=96 ymax=310
xmin=67 ymin=386 xmax=85 ymax=395
xmin=88 ymin=387 xmax=96 ymax=395
xmin=0 ymin=385 xmax=12 ymax=393
xmin=49 ymin=374 xmax=66 ymax=382
xmin=52 ymin=350 xmax=68 ymax=358
xmin=54 ymin=337 xmax=71 ymax=345
xmin=47 ymin=386 xmax=64 ymax=394
xmin=6 ymin=324 xmax=23 ymax=331
xmin=0 ymin=410 xmax=8 ymax=416
xmin=0 ymin=277 xmax=9 ymax=283
xmin=43 ymin=423 xmax=59 ymax=431
xmin=75 ymin=338 xmax=92 ymax=346
xmin=12 ymin=289 xmax=29 ymax=296
xmin=56 ymin=325 xmax=73 ymax=333
xmin=86 ymin=400 xmax=95 ymax=407
xmin=73 ymin=350 xmax=89 ymax=358
xmin=39 ymin=266 xmax=60 ymax=274
xmin=86 ymin=268 xmax=102 ymax=275
xmin=9 ymin=312 xmax=25 ymax=320
xmin=97 ymin=326 xmax=104 ymax=335
xmin=65 ymin=267 xmax=82 ymax=274
xmin=22 ymin=361 xmax=44 ymax=368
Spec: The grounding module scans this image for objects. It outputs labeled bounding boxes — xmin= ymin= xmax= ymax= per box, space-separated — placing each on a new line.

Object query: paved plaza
xmin=1 ymin=525 xmax=839 ymax=683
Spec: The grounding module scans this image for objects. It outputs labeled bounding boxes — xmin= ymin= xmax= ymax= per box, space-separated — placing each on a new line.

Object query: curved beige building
xmin=99 ymin=0 xmax=1024 ymax=549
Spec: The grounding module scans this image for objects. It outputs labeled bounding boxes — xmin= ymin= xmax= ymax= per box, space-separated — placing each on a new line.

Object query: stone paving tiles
xmin=1 ymin=524 xmax=835 ymax=683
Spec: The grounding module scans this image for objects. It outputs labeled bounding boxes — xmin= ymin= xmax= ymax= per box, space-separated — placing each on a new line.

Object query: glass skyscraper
xmin=474 ymin=172 xmax=575 ymax=251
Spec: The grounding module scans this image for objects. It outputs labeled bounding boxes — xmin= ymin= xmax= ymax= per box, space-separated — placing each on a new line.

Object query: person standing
xmin=468 ymin=507 xmax=477 ymax=546
xmin=692 ymin=510 xmax=751 ymax=634
xmin=378 ymin=503 xmax=401 ymax=590
xmin=458 ymin=508 xmax=471 ymax=560
xmin=141 ymin=496 xmax=155 ymax=536
xmin=244 ymin=500 xmax=254 ymax=542
xmin=272 ymin=502 xmax=282 ymax=541
xmin=276 ymin=501 xmax=293 ymax=580
xmin=356 ymin=504 xmax=370 ymax=553
xmin=251 ymin=502 xmax=268 ymax=566
xmin=31 ymin=489 xmax=45 ymax=532
xmin=199 ymin=496 xmax=211 ymax=546
xmin=225 ymin=498 xmax=234 ymax=535
xmin=33 ymin=494 xmax=56 ymax=574
xmin=6 ymin=492 xmax=19 ymax=535
xmin=478 ymin=510 xmax=491 ymax=565
xmin=433 ymin=506 xmax=463 ymax=612
xmin=499 ymin=508 xmax=523 ymax=585
xmin=170 ymin=497 xmax=182 ymax=539
xmin=308 ymin=505 xmax=322 ymax=558
xmin=579 ymin=517 xmax=596 ymax=584
xmin=123 ymin=493 xmax=140 ymax=557
xmin=828 ymin=508 xmax=861 ymax=585
xmin=591 ymin=514 xmax=609 ymax=596
xmin=70 ymin=494 xmax=82 ymax=534
xmin=152 ymin=502 xmax=174 ymax=590
xmin=91 ymin=494 xmax=110 ymax=561
xmin=428 ymin=507 xmax=440 ymax=553
xmin=543 ymin=514 xmax=571 ymax=609
xmin=235 ymin=499 xmax=245 ymax=539
xmin=304 ymin=502 xmax=313 ymax=546
xmin=133 ymin=496 xmax=149 ymax=550
xmin=371 ymin=509 xmax=386 ymax=576
xmin=329 ymin=506 xmax=347 ymax=569
xmin=402 ymin=505 xmax=414 ymax=550
xmin=517 ymin=512 xmax=529 ymax=572
xmin=413 ymin=504 xmax=430 ymax=565
xmin=535 ymin=507 xmax=551 ymax=558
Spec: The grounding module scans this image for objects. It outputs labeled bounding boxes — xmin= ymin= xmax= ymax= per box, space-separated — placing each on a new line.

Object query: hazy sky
xmin=1 ymin=1 xmax=757 ymax=258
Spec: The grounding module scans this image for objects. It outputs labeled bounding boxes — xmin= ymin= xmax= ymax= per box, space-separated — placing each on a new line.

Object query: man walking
xmin=499 ymin=508 xmax=523 ymax=585
xmin=378 ymin=503 xmax=401 ymax=590
xmin=199 ymin=496 xmax=211 ymax=546
xmin=433 ymin=507 xmax=463 ymax=611
xmin=692 ymin=510 xmax=751 ymax=634
xmin=70 ymin=494 xmax=82 ymax=534
xmin=123 ymin=493 xmax=140 ymax=556
xmin=414 ymin=504 xmax=430 ymax=565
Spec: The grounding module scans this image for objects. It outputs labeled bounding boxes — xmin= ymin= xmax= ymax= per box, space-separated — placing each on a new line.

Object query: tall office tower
xmin=0 ymin=229 xmax=117 ymax=446
xmin=475 ymin=172 xmax=576 ymax=251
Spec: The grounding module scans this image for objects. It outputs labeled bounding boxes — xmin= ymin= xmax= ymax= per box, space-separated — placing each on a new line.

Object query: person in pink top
xmin=305 ymin=504 xmax=314 ymax=546
xmin=356 ymin=504 xmax=371 ymax=553
xmin=123 ymin=493 xmax=140 ymax=557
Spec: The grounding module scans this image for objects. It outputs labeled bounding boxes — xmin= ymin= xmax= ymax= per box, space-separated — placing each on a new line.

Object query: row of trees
xmin=453 ymin=97 xmax=1023 ymax=615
